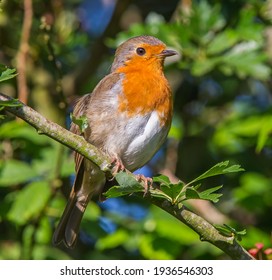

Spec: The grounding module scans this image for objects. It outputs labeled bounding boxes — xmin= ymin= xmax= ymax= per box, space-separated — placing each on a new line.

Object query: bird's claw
xmin=110 ymin=157 xmax=125 ymax=176
xmin=135 ymin=174 xmax=152 ymax=195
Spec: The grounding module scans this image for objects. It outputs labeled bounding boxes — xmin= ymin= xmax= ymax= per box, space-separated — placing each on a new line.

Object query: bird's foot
xmin=135 ymin=174 xmax=153 ymax=195
xmin=110 ymin=157 xmax=125 ymax=176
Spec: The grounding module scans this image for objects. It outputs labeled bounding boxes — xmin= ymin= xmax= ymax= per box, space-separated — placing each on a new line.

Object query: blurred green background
xmin=0 ymin=0 xmax=272 ymax=260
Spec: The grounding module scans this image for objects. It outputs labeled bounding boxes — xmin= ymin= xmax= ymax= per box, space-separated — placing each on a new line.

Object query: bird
xmin=53 ymin=35 xmax=177 ymax=248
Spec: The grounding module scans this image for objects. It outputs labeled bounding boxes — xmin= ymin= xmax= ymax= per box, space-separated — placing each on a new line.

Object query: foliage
xmin=214 ymin=224 xmax=247 ymax=242
xmin=70 ymin=114 xmax=88 ymax=133
xmin=112 ymin=2 xmax=270 ymax=80
xmin=0 ymin=0 xmax=272 ymax=260
xmin=0 ymin=65 xmax=17 ymax=83
xmin=105 ymin=161 xmax=243 ymax=205
xmin=0 ymin=66 xmax=19 ymax=118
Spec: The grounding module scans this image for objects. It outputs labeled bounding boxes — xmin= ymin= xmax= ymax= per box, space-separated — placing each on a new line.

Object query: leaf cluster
xmin=0 ymin=65 xmax=17 ymax=83
xmin=111 ymin=1 xmax=270 ymax=80
xmin=0 ymin=120 xmax=74 ymax=259
xmin=105 ymin=161 xmax=244 ymax=205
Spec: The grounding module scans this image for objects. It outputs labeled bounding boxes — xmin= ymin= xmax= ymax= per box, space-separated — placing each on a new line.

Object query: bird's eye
xmin=136 ymin=47 xmax=146 ymax=56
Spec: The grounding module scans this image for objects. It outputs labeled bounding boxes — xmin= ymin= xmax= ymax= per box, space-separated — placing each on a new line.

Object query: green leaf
xmin=0 ymin=99 xmax=22 ymax=108
xmin=70 ymin=113 xmax=88 ymax=133
xmin=191 ymin=57 xmax=219 ymax=76
xmin=31 ymin=143 xmax=72 ymax=180
xmin=0 ymin=66 xmax=17 ymax=83
xmin=152 ymin=175 xmax=185 ymax=203
xmin=214 ymin=224 xmax=247 ymax=241
xmin=214 ymin=224 xmax=233 ymax=237
xmin=256 ymin=116 xmax=272 ymax=152
xmin=188 ymin=161 xmax=244 ymax=185
xmin=7 ymin=181 xmax=51 ymax=225
xmin=185 ymin=188 xmax=200 ymax=200
xmin=104 ymin=172 xmax=144 ymax=198
xmin=198 ymin=185 xmax=223 ymax=203
xmin=221 ymin=49 xmax=270 ymax=80
xmin=0 ymin=159 xmax=37 ymax=187
xmin=184 ymin=185 xmax=223 ymax=203
xmin=149 ymin=188 xmax=172 ymax=201
xmin=207 ymin=29 xmax=239 ymax=55
xmin=161 ymin=182 xmax=185 ymax=203
xmin=153 ymin=174 xmax=171 ymax=185
xmin=35 ymin=217 xmax=53 ymax=244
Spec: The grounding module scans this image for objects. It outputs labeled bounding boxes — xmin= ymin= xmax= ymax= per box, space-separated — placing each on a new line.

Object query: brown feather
xmin=53 ymin=157 xmax=105 ymax=247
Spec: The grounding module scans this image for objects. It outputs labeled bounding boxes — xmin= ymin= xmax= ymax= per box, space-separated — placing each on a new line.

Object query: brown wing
xmin=54 ymin=73 xmax=122 ymax=247
xmin=70 ymin=94 xmax=91 ymax=175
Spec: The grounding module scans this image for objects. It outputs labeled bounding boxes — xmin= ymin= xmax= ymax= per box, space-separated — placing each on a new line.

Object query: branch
xmin=0 ymin=92 xmax=254 ymax=260
xmin=16 ymin=0 xmax=33 ymax=104
xmin=0 ymin=93 xmax=111 ymax=174
xmin=151 ymin=199 xmax=251 ymax=260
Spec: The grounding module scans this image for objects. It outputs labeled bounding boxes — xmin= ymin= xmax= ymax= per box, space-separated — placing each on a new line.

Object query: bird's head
xmin=111 ymin=35 xmax=177 ymax=73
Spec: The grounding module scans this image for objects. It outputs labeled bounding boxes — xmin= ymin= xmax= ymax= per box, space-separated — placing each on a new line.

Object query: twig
xmin=0 ymin=93 xmax=111 ymax=173
xmin=0 ymin=92 xmax=254 ymax=260
xmin=160 ymin=167 xmax=229 ymax=224
xmin=16 ymin=0 xmax=33 ymax=104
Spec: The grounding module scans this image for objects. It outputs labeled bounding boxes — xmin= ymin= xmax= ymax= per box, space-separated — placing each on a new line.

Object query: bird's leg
xmin=135 ymin=174 xmax=153 ymax=195
xmin=110 ymin=157 xmax=125 ymax=175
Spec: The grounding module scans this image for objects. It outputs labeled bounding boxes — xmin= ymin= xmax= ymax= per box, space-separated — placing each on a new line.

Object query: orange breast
xmin=116 ymin=59 xmax=173 ymax=127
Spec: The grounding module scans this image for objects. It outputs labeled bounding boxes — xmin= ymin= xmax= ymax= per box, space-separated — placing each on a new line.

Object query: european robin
xmin=53 ymin=35 xmax=177 ymax=248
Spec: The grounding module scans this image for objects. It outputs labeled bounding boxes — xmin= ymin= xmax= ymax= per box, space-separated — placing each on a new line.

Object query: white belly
xmin=119 ymin=111 xmax=168 ymax=171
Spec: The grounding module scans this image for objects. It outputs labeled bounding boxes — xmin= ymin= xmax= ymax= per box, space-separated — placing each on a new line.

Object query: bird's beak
xmin=160 ymin=49 xmax=178 ymax=57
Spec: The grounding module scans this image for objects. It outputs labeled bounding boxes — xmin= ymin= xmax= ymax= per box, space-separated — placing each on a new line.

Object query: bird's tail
xmin=53 ymin=156 xmax=105 ymax=248
xmin=52 ymin=187 xmax=90 ymax=248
